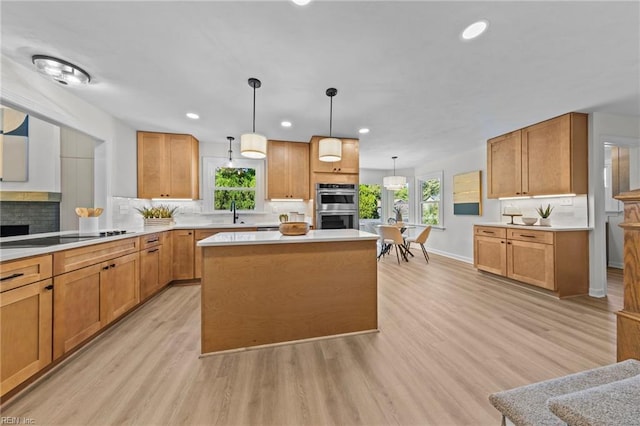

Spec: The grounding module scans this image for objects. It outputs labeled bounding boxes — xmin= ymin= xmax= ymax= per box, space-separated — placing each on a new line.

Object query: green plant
xmin=536 ymin=204 xmax=554 ymax=218
xmin=135 ymin=204 xmax=178 ymax=219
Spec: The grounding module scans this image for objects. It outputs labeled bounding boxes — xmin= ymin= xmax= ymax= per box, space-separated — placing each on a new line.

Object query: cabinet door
xmin=194 ymin=230 xmax=219 ymax=279
xmin=172 ymin=230 xmax=195 ymax=280
xmin=0 ymin=255 xmax=52 ymax=293
xmin=522 ymin=114 xmax=572 ymax=196
xmin=137 ymin=132 xmax=169 ymax=199
xmin=487 ymin=131 xmax=522 ymax=198
xmin=159 ymin=232 xmax=173 ymax=286
xmin=507 ymin=240 xmax=555 ymax=290
xmin=267 ymin=141 xmax=288 ymax=199
xmin=140 ymin=245 xmax=160 ymax=300
xmin=53 ymin=264 xmax=104 ymax=359
xmin=336 ymin=139 xmax=359 ymax=174
xmin=103 ymin=252 xmax=140 ymax=323
xmin=168 ymin=134 xmax=198 ymax=199
xmin=474 ymin=236 xmax=507 ymax=276
xmin=288 ymin=142 xmax=310 ymax=198
xmin=1 ymin=279 xmax=53 ymax=397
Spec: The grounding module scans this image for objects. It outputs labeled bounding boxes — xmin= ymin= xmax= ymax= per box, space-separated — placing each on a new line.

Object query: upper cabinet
xmin=137 ymin=131 xmax=199 ymax=199
xmin=309 ymin=137 xmax=359 ymax=174
xmin=487 ymin=112 xmax=588 ymax=198
xmin=267 ymin=140 xmax=310 ymax=199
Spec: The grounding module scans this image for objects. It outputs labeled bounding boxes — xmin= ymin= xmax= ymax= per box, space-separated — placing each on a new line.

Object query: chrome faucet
xmin=230 ymin=200 xmax=239 ymax=224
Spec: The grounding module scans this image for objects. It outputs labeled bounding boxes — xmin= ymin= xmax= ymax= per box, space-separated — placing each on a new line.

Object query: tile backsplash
xmin=111 ymin=197 xmax=313 ymax=229
xmin=499 ymin=195 xmax=588 ymax=227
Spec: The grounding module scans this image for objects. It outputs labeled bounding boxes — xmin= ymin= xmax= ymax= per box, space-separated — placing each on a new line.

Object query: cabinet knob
xmin=516 ymin=192 xmax=521 ymax=195
xmin=501 ymin=241 xmax=505 ymax=244
xmin=507 ymin=242 xmax=512 ymax=245
xmin=103 ymin=266 xmax=110 ymax=270
xmin=44 ymin=284 xmax=54 ymax=291
xmin=110 ymin=263 xmax=116 ymax=268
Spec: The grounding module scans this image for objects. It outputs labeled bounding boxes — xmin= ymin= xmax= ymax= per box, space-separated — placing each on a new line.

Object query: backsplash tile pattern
xmin=0 ymin=201 xmax=60 ymax=234
xmin=111 ymin=197 xmax=312 ymax=230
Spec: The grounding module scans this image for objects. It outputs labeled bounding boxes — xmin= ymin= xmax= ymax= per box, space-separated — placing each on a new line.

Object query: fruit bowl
xmin=521 ymin=217 xmax=538 ymax=226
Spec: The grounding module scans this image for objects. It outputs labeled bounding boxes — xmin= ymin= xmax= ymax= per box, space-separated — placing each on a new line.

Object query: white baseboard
xmin=427 ymin=247 xmax=473 ymax=264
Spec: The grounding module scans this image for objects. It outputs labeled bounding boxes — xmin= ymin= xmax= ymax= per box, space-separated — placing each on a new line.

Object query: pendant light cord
xmin=252 ymin=85 xmax=256 ymax=133
xmin=329 ymin=95 xmax=333 ymax=137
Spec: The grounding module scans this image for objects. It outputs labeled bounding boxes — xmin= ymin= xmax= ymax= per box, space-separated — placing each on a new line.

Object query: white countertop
xmin=476 ymin=223 xmax=592 ymax=231
xmin=172 ymin=222 xmax=280 ymax=229
xmin=198 ymin=229 xmax=379 ymax=247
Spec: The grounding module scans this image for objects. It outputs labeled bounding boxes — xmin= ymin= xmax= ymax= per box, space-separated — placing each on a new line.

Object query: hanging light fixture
xmin=383 ymin=156 xmax=407 ymax=190
xmin=32 ymin=55 xmax=91 ymax=86
xmin=319 ymin=88 xmax=342 ymax=162
xmin=226 ymin=136 xmax=235 ymax=167
xmin=240 ymin=78 xmax=267 ymax=159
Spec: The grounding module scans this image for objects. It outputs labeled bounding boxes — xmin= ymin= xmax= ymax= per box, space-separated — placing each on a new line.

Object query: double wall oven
xmin=315 ymin=183 xmax=359 ymax=230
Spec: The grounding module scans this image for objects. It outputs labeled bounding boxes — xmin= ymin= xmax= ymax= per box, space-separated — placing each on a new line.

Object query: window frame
xmin=416 ymin=170 xmax=444 ymax=228
xmin=202 ymin=157 xmax=264 ymax=213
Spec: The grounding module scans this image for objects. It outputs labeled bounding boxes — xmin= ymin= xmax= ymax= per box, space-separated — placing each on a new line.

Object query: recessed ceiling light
xmin=461 ymin=20 xmax=489 ymax=40
xmin=186 ymin=112 xmax=199 ymax=119
xmin=281 ymin=121 xmax=292 ymax=128
xmin=291 ymin=0 xmax=311 ymax=5
xmin=358 ymin=128 xmax=370 ymax=134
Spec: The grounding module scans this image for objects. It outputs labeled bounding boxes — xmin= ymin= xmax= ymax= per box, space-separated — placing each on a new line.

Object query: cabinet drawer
xmin=53 ymin=237 xmax=139 ymax=275
xmin=507 ymin=228 xmax=554 ymax=244
xmin=141 ymin=233 xmax=162 ymax=249
xmin=1 ymin=255 xmax=53 ymax=293
xmin=474 ymin=226 xmax=506 ymax=239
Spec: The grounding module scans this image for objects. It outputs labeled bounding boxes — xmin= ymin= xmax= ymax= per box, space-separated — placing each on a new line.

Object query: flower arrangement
xmin=136 ymin=205 xmax=178 ymax=226
xmin=535 ymin=204 xmax=554 ymax=218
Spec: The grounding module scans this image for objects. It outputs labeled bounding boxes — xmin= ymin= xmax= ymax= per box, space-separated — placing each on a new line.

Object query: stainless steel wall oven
xmin=315 ymin=183 xmax=358 ymax=230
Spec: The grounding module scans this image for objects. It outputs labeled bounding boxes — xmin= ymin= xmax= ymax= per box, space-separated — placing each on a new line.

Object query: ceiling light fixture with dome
xmin=383 ymin=156 xmax=407 ymax=190
xmin=318 ymin=88 xmax=342 ymax=162
xmin=291 ymin=0 xmax=312 ymax=5
xmin=32 ymin=55 xmax=91 ymax=86
xmin=240 ymin=78 xmax=267 ymax=159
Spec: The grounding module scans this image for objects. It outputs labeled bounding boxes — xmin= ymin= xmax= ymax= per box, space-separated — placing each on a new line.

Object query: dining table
xmin=375 ymin=223 xmax=416 ymax=260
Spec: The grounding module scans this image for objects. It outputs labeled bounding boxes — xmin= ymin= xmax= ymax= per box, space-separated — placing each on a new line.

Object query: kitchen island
xmin=198 ymin=229 xmax=379 ymax=354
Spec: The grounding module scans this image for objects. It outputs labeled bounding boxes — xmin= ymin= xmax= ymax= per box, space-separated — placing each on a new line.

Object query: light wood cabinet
xmin=172 ymin=229 xmax=195 ymax=280
xmin=102 ymin=252 xmax=139 ymax=324
xmin=1 ymin=279 xmax=53 ymax=397
xmin=267 ymin=140 xmax=310 ymax=199
xmin=53 ymin=237 xmax=138 ymax=275
xmin=53 ymin=263 xmax=104 ymax=359
xmin=141 ymin=232 xmax=173 ymax=299
xmin=473 ymin=225 xmax=589 ymax=297
xmin=487 ymin=113 xmax=588 ymax=198
xmin=1 ymin=254 xmax=53 ymax=293
xmin=309 ymin=137 xmax=359 ymax=174
xmin=137 ymin=131 xmax=199 ymax=199
xmin=159 ymin=232 xmax=172 ymax=287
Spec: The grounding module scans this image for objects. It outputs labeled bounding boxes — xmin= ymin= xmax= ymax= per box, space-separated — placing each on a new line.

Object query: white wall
xmin=589 ymin=112 xmax=640 ymax=296
xmin=0 ymin=114 xmax=60 ymax=192
xmin=413 ymin=144 xmax=500 ymax=263
xmin=1 ymin=56 xmax=138 ymax=226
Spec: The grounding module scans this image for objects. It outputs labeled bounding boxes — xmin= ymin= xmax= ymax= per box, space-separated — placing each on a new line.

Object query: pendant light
xmin=240 ymin=78 xmax=267 ymax=159
xmin=383 ymin=156 xmax=407 ymax=190
xmin=226 ymin=136 xmax=234 ymax=167
xmin=319 ymin=88 xmax=342 ymax=162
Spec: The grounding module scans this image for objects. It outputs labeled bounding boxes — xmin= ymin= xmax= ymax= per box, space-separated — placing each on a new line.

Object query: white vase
xmin=539 ymin=217 xmax=551 ymax=226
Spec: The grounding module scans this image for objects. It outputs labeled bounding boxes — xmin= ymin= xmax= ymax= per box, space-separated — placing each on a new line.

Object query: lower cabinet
xmin=159 ymin=232 xmax=172 ymax=286
xmin=140 ymin=243 xmax=161 ymax=300
xmin=1 ymin=279 xmax=53 ymax=397
xmin=53 ymin=253 xmax=140 ymax=359
xmin=473 ymin=225 xmax=588 ymax=297
xmin=172 ymin=230 xmax=195 ymax=280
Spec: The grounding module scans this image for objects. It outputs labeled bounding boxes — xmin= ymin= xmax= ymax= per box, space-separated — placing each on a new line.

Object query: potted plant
xmin=536 ymin=204 xmax=554 ymax=226
xmin=136 ymin=204 xmax=178 ymax=226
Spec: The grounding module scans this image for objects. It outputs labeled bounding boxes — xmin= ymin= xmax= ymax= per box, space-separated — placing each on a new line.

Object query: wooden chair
xmin=378 ymin=225 xmax=409 ymax=264
xmin=405 ymin=226 xmax=431 ymax=263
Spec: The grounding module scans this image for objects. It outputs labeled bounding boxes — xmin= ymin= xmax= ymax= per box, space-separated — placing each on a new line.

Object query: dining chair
xmin=404 ymin=226 xmax=431 ymax=263
xmin=378 ymin=225 xmax=409 ymax=264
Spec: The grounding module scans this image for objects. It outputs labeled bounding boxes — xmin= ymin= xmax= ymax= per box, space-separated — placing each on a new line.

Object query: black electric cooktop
xmin=0 ymin=231 xmax=132 ymax=249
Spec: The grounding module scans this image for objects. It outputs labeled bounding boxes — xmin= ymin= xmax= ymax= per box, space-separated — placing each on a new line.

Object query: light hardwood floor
xmin=1 ymin=255 xmax=622 ymax=425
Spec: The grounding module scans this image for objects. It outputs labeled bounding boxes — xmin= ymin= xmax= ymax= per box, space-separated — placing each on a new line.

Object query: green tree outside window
xmin=214 ymin=167 xmax=256 ymax=210
xmin=359 ymin=184 xmax=382 ymax=219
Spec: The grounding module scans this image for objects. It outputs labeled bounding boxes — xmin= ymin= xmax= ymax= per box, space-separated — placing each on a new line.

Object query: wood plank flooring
xmin=1 ymin=255 xmax=622 ymax=425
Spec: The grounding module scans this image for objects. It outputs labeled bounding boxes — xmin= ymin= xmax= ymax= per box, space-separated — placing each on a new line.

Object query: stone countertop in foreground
xmin=198 ymin=229 xmax=379 ymax=247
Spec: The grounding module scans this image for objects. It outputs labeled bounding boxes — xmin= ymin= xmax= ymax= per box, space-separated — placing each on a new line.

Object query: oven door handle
xmin=317 ymin=211 xmax=358 ymax=216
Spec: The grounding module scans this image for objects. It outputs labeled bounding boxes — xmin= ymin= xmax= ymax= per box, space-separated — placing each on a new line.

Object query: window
xmin=359 ymin=184 xmax=382 ymax=219
xmin=203 ymin=158 xmax=264 ymax=212
xmin=392 ymin=185 xmax=409 ymax=222
xmin=417 ymin=171 xmax=443 ymax=226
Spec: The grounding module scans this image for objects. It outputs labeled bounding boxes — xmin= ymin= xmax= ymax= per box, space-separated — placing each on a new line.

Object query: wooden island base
xmin=201 ymin=238 xmax=378 ymax=354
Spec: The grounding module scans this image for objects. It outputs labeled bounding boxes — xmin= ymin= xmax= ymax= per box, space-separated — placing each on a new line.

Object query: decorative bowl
xmin=521 ymin=217 xmax=538 ymax=226
xmin=279 ymin=222 xmax=310 ymax=236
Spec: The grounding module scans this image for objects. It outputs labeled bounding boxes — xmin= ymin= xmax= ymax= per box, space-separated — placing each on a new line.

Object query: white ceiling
xmin=1 ymin=1 xmax=639 ymax=170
